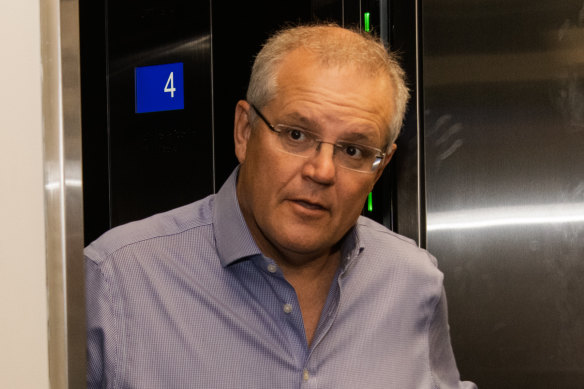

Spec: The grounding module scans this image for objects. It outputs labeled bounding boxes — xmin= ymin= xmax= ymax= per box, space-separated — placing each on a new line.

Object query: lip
xmin=288 ymin=198 xmax=330 ymax=216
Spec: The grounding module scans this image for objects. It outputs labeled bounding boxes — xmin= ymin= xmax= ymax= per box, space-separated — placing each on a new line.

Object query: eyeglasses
xmin=250 ymin=104 xmax=387 ymax=174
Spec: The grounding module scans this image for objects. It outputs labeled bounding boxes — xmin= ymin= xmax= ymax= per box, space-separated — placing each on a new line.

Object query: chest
xmin=110 ymin=255 xmax=437 ymax=388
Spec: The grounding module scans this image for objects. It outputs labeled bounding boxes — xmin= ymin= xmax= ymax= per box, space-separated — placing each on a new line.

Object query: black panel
xmin=388 ymin=0 xmax=422 ymax=242
xmin=80 ymin=0 xmax=109 ymax=244
xmin=106 ymin=0 xmax=214 ymax=228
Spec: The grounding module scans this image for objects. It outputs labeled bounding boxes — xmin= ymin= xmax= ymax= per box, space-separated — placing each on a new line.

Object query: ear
xmin=371 ymin=143 xmax=397 ymax=187
xmin=234 ymin=100 xmax=253 ymax=164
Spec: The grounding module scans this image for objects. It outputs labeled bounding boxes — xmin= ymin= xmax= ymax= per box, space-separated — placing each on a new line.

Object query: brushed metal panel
xmin=422 ymin=0 xmax=584 ymax=387
xmin=41 ymin=0 xmax=86 ymax=387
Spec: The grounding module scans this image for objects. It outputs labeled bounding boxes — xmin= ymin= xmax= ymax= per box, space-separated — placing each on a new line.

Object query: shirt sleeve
xmin=85 ymin=256 xmax=117 ymax=389
xmin=429 ymin=288 xmax=478 ymax=389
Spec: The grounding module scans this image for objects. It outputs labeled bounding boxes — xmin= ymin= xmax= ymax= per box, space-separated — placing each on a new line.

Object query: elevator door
xmin=422 ymin=1 xmax=584 ymax=387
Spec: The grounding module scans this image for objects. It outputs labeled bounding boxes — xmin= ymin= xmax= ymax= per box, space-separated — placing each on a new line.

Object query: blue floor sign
xmin=135 ymin=62 xmax=184 ymax=113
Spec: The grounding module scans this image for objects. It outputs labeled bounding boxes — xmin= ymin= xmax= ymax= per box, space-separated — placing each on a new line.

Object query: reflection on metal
xmin=108 ymin=35 xmax=211 ymax=77
xmin=45 ymin=179 xmax=83 ymax=191
xmin=40 ymin=0 xmax=86 ymax=387
xmin=428 ymin=202 xmax=584 ymax=231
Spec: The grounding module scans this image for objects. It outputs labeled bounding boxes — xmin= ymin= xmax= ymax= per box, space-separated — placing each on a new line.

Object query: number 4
xmin=164 ymin=72 xmax=176 ymax=98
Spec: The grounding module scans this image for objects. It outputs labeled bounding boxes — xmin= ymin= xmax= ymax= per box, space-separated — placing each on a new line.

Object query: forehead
xmin=270 ymin=49 xmax=394 ymax=144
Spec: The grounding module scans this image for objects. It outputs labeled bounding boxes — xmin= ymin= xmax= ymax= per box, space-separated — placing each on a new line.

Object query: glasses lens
xmin=335 ymin=142 xmax=380 ymax=172
xmin=272 ymin=125 xmax=383 ymax=173
xmin=276 ymin=126 xmax=317 ymax=154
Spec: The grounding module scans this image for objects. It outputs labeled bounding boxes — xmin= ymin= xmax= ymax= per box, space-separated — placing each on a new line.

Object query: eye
xmin=342 ymin=144 xmax=366 ymax=159
xmin=289 ymin=129 xmax=305 ymax=141
xmin=282 ymin=127 xmax=310 ymax=143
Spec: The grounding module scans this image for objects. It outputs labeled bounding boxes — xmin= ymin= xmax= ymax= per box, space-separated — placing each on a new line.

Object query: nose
xmin=302 ymin=142 xmax=336 ymax=185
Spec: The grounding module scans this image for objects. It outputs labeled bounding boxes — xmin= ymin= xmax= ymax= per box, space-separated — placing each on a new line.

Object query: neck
xmin=274 ymin=246 xmax=341 ymax=348
xmin=246 ymin=219 xmax=343 ymax=279
xmin=275 ymin=248 xmax=341 ymax=283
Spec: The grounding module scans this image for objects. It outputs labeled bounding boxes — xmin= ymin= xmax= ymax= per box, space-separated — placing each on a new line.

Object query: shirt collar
xmin=213 ymin=167 xmax=262 ymax=267
xmin=339 ymin=223 xmax=365 ymax=271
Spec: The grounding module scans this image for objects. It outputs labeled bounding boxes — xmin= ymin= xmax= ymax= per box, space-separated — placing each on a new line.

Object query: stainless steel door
xmin=422 ymin=0 xmax=584 ymax=387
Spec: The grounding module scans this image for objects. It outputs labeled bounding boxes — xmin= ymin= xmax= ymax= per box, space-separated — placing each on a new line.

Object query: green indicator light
xmin=368 ymin=192 xmax=373 ymax=212
xmin=364 ymin=12 xmax=371 ymax=32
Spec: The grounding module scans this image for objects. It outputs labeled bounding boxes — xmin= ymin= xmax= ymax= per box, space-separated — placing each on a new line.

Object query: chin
xmin=278 ymin=233 xmax=338 ymax=256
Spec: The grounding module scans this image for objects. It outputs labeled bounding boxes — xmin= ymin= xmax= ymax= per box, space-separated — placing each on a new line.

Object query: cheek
xmin=336 ymin=179 xmax=375 ymax=216
xmin=250 ymin=152 xmax=297 ymax=201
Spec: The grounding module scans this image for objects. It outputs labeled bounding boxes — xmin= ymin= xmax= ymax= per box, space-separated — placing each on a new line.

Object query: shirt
xmin=85 ymin=167 xmax=476 ymax=389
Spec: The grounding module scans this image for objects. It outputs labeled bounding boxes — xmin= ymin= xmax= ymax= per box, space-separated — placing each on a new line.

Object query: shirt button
xmin=283 ymin=303 xmax=293 ymax=314
xmin=267 ymin=263 xmax=277 ymax=273
xmin=303 ymin=369 xmax=310 ymax=381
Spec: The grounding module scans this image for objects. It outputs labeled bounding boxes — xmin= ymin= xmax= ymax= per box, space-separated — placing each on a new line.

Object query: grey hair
xmin=246 ymin=23 xmax=410 ymax=146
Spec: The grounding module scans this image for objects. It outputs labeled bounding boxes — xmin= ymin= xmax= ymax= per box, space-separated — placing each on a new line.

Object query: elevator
xmin=73 ymin=1 xmax=584 ymax=387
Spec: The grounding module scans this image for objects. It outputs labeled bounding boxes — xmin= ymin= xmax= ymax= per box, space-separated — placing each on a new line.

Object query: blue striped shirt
xmin=85 ymin=168 xmax=476 ymax=388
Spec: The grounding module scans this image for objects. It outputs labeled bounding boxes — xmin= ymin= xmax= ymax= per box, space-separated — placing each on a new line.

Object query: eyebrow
xmin=338 ymin=132 xmax=379 ymax=146
xmin=279 ymin=112 xmax=320 ymax=129
xmin=279 ymin=112 xmax=380 ymax=146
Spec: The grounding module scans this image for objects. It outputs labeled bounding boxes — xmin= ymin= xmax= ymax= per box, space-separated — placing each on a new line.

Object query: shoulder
xmin=350 ymin=217 xmax=444 ymax=306
xmin=85 ymin=195 xmax=215 ymax=265
xmin=355 ymin=216 xmax=439 ymax=269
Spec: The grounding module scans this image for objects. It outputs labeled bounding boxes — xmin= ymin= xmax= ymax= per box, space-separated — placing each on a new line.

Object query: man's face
xmin=234 ymin=49 xmax=396 ymax=265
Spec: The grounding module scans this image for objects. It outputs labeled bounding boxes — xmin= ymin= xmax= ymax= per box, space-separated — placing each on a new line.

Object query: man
xmin=86 ymin=24 xmax=476 ymax=388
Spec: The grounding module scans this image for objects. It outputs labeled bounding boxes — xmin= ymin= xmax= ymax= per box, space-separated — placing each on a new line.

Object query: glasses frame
xmin=250 ymin=104 xmax=387 ymax=174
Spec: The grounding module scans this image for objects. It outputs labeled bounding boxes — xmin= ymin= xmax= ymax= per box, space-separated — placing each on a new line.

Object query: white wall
xmin=0 ymin=1 xmax=50 ymax=388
